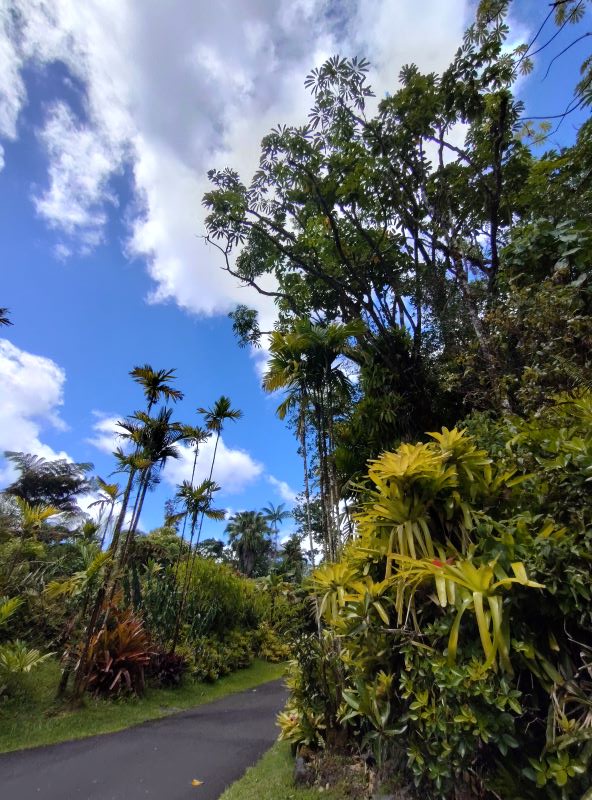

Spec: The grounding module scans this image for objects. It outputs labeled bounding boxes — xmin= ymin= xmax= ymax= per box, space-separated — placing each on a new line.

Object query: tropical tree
xmin=263 ymin=320 xmax=359 ymax=561
xmin=129 ymin=365 xmax=184 ymax=413
xmin=278 ymin=533 xmax=306 ymax=582
xmin=197 ymin=395 xmax=243 ymax=480
xmin=170 ymin=479 xmax=225 ymax=652
xmin=88 ymin=479 xmax=120 ymax=549
xmin=226 ymin=511 xmax=272 ymax=577
xmin=262 ymin=501 xmax=291 ymax=562
xmin=191 ymin=395 xmax=242 ymax=547
xmin=71 ymin=365 xmax=184 ymax=700
xmin=4 ymin=452 xmax=93 ymax=514
xmin=263 ymin=330 xmax=317 ymax=568
xmin=117 ymin=407 xmax=186 ymax=575
xmin=0 ymin=308 xmax=12 ymax=326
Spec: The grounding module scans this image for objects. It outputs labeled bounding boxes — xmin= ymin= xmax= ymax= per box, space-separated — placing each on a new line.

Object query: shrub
xmin=0 ymin=640 xmax=53 ymax=696
xmin=84 ymin=605 xmax=152 ymax=698
xmin=175 ymin=557 xmax=266 ymax=641
xmin=282 ymin=393 xmax=592 ymax=799
xmin=256 ymin=622 xmax=291 ymax=663
xmin=147 ymin=650 xmax=188 ymax=688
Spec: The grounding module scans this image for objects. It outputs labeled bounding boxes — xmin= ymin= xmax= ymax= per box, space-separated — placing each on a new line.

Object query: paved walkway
xmin=0 ymin=679 xmax=287 ymax=800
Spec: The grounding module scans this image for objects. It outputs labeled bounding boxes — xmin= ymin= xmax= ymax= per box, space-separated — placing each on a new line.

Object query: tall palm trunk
xmin=169 ymin=508 xmax=199 ymax=653
xmin=300 ymin=397 xmax=315 ymax=571
xmin=170 ymin=432 xmax=220 ymax=654
xmin=301 ymin=393 xmax=322 ymax=641
xmin=99 ymin=502 xmax=115 ymax=550
xmin=173 ymin=443 xmax=199 ymax=582
xmin=118 ymin=467 xmax=151 ymax=577
xmin=70 ymin=465 xmax=135 ymax=702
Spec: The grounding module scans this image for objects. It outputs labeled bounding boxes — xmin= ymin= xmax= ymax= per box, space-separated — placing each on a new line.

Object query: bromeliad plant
xmin=392 ymin=555 xmax=544 ymax=673
xmin=281 ymin=402 xmax=592 ymax=798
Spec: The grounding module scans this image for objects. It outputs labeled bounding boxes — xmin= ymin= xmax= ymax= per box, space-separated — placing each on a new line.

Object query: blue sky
xmin=0 ymin=0 xmax=589 ymax=539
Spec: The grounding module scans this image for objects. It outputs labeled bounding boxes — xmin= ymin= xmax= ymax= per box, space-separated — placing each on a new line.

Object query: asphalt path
xmin=0 ymin=678 xmax=288 ymax=800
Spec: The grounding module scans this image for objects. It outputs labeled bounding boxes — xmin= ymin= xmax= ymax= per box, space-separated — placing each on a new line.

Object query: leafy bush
xmin=283 ymin=393 xmax=592 ymax=799
xmin=0 ymin=595 xmax=52 ymax=696
xmin=147 ymin=650 xmax=188 ymax=688
xmin=256 ymin=622 xmax=291 ymax=663
xmin=0 ymin=640 xmax=53 ymax=696
xmin=175 ymin=556 xmax=266 ymax=642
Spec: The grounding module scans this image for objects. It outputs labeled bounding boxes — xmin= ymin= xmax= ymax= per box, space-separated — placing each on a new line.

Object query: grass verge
xmin=220 ymin=740 xmax=343 ymax=800
xmin=0 ymin=658 xmax=285 ymax=754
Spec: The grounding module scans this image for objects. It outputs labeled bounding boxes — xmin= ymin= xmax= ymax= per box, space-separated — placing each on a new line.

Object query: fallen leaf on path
xmin=191 ymin=779 xmax=204 ymax=787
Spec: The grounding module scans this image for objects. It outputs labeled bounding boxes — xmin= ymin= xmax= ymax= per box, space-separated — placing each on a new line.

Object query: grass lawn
xmin=0 ymin=658 xmax=285 ymax=754
xmin=220 ymin=740 xmax=343 ymax=800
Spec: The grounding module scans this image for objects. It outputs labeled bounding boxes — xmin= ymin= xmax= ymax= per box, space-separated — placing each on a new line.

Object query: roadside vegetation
xmin=2 ymin=1 xmax=592 ymax=798
xmin=220 ymin=741 xmax=344 ymax=800
xmin=0 ymin=371 xmax=300 ymax=747
xmin=0 ymin=658 xmax=283 ymax=754
xmin=204 ymin=1 xmax=592 ymax=797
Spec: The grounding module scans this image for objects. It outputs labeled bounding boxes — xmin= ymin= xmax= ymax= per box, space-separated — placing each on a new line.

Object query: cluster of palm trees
xmin=263 ymin=319 xmax=360 ymax=563
xmin=70 ymin=365 xmax=243 ymax=696
xmin=225 ymin=501 xmax=291 ymax=577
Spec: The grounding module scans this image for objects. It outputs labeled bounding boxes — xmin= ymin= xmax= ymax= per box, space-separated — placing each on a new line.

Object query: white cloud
xmin=87 ymin=412 xmax=127 ymax=454
xmin=163 ymin=435 xmax=263 ymax=495
xmin=0 ymin=338 xmax=70 ymax=483
xmin=0 ymin=6 xmax=26 ymax=144
xmin=1 ymin=0 xmax=469 ymax=328
xmin=34 ymin=101 xmax=123 ymax=253
xmin=267 ymin=474 xmax=298 ymax=504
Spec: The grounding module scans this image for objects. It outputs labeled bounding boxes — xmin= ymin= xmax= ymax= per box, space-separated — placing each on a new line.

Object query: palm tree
xmin=264 ymin=320 xmax=359 ymax=562
xmin=262 ymin=501 xmax=291 ymax=562
xmin=118 ymin=407 xmax=186 ymax=574
xmin=174 ymin=423 xmax=209 ymax=554
xmin=88 ymin=479 xmax=121 ymax=549
xmin=198 ymin=396 xmax=243 ymax=481
xmin=291 ymin=319 xmax=361 ymax=561
xmin=170 ymin=479 xmax=225 ymax=652
xmin=191 ymin=395 xmax=242 ymax=551
xmin=72 ymin=365 xmax=184 ymax=700
xmin=0 ymin=307 xmax=12 ymax=326
xmin=226 ymin=511 xmax=272 ymax=577
xmin=263 ymin=330 xmax=316 ymax=568
xmin=129 ymin=365 xmax=184 ymax=413
xmin=280 ymin=533 xmax=306 ymax=582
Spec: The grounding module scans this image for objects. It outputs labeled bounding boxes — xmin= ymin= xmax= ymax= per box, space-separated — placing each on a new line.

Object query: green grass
xmin=0 ymin=658 xmax=286 ymax=754
xmin=220 ymin=741 xmax=343 ymax=800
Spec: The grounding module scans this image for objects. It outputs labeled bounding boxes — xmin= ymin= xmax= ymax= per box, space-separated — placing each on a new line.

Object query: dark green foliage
xmin=226 ymin=511 xmax=272 ymax=577
xmin=4 ymin=452 xmax=93 ymax=514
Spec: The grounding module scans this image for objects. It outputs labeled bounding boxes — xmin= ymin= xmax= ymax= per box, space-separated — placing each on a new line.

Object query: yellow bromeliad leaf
xmin=391 ymin=554 xmax=544 ymax=672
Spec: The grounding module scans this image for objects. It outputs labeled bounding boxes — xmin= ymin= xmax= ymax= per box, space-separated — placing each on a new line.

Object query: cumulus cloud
xmin=1 ymin=0 xmax=469 ymax=326
xmin=86 ymin=412 xmax=127 ymax=454
xmin=34 ymin=101 xmax=123 ymax=253
xmin=0 ymin=338 xmax=70 ymax=483
xmin=163 ymin=436 xmax=263 ymax=495
xmin=87 ymin=411 xmax=263 ymax=495
xmin=267 ymin=474 xmax=298 ymax=504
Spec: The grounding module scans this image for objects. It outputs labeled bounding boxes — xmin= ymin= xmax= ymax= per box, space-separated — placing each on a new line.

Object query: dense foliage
xmin=202 ymin=0 xmax=592 ymax=797
xmin=280 ymin=394 xmax=592 ymax=798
